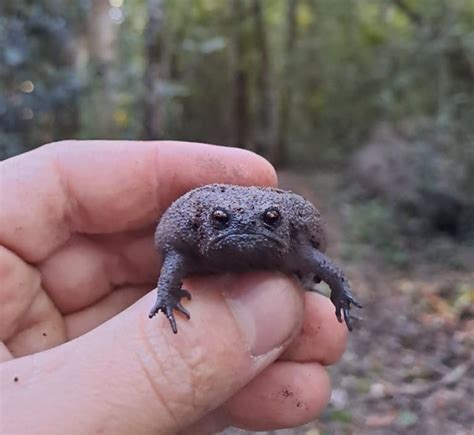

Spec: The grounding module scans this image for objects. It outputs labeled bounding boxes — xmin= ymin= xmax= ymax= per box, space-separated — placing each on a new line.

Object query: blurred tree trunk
xmin=51 ymin=1 xmax=80 ymax=141
xmin=168 ymin=18 xmax=188 ymax=82
xmin=252 ymin=0 xmax=275 ymax=157
xmin=231 ymin=0 xmax=249 ymax=149
xmin=54 ymin=99 xmax=79 ymax=140
xmin=86 ymin=0 xmax=119 ymax=136
xmin=275 ymin=0 xmax=298 ymax=167
xmin=143 ymin=0 xmax=165 ymax=139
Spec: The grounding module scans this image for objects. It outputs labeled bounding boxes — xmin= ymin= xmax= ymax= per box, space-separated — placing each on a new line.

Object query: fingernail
xmin=224 ymin=272 xmax=303 ymax=357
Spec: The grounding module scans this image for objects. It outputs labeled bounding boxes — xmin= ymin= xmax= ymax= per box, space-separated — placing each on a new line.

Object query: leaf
xmin=397 ymin=410 xmax=419 ymax=427
xmin=329 ymin=409 xmax=352 ymax=423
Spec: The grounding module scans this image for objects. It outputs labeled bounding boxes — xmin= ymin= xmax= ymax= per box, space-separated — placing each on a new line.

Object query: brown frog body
xmin=149 ymin=184 xmax=361 ymax=333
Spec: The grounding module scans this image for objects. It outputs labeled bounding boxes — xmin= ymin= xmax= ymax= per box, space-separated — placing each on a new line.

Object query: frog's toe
xmin=149 ymin=288 xmax=192 ymax=333
xmin=331 ymin=285 xmax=362 ymax=331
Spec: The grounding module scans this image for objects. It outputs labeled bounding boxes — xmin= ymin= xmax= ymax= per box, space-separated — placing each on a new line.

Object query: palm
xmin=3 ymin=230 xmax=156 ymax=357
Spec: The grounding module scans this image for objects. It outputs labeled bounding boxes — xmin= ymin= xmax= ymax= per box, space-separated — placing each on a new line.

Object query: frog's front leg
xmin=302 ymin=249 xmax=362 ymax=331
xmin=149 ymin=250 xmax=191 ymax=333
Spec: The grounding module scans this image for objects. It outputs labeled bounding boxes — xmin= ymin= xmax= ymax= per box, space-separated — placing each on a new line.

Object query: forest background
xmin=1 ymin=1 xmax=473 ymax=434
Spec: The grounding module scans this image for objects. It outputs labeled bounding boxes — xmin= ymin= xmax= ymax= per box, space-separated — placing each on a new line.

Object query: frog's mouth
xmin=209 ymin=232 xmax=285 ymax=249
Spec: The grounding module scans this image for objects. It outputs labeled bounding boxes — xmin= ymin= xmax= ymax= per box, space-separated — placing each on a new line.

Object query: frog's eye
xmin=262 ymin=208 xmax=281 ymax=227
xmin=211 ymin=208 xmax=230 ymax=228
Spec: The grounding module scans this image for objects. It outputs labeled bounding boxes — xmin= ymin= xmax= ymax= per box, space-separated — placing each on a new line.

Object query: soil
xmin=223 ymin=171 xmax=473 ymax=435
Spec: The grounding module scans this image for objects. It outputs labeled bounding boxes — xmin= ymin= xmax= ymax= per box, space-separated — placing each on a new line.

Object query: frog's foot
xmin=330 ymin=284 xmax=362 ymax=331
xmin=149 ymin=289 xmax=192 ymax=334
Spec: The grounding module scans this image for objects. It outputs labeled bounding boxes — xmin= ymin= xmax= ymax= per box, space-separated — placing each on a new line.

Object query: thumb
xmin=1 ymin=272 xmax=304 ymax=434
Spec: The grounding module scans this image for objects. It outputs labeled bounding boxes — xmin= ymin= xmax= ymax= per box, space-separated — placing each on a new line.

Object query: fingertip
xmin=156 ymin=141 xmax=277 ymax=191
xmin=238 ymin=148 xmax=278 ymax=187
xmin=223 ymin=361 xmax=331 ymax=431
xmin=281 ymin=292 xmax=348 ymax=365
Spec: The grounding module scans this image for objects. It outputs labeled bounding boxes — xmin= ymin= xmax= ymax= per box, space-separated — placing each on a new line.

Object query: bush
xmin=342 ymin=198 xmax=410 ymax=268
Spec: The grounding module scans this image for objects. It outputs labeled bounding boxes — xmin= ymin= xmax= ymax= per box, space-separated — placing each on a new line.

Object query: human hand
xmin=0 ymin=140 xmax=348 ymax=433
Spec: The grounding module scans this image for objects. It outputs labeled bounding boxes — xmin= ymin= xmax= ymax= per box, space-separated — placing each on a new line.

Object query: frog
xmin=149 ymin=184 xmax=361 ymax=333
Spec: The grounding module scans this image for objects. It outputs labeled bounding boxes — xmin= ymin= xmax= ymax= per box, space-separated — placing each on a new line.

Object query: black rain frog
xmin=149 ymin=184 xmax=361 ymax=333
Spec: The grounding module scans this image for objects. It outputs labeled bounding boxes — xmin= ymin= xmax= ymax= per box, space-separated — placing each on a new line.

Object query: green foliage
xmin=396 ymin=411 xmax=419 ymax=428
xmin=0 ymin=1 xmax=85 ymax=158
xmin=2 ymin=0 xmax=473 ymax=159
xmin=326 ymin=409 xmax=353 ymax=424
xmin=421 ymin=237 xmax=466 ymax=269
xmin=341 ymin=180 xmax=472 ymax=270
xmin=289 ymin=0 xmax=474 ymax=166
xmin=342 ymin=198 xmax=410 ymax=268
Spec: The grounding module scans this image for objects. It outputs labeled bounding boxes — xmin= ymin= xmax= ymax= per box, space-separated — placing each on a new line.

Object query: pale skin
xmin=0 ymin=141 xmax=348 ymax=434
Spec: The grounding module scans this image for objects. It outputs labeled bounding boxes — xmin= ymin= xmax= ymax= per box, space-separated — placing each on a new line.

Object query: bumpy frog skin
xmin=149 ymin=184 xmax=361 ymax=333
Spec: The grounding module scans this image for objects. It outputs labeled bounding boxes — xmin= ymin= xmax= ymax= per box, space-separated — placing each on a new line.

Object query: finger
xmin=0 ymin=246 xmax=40 ymax=340
xmin=1 ymin=273 xmax=304 ymax=434
xmin=4 ymin=290 xmax=66 ymax=358
xmin=0 ymin=140 xmax=277 ymax=263
xmin=222 ymin=361 xmax=330 ymax=431
xmin=0 ymin=342 xmax=13 ymax=363
xmin=0 ymin=247 xmax=66 ymax=356
xmin=65 ymin=284 xmax=152 ymax=339
xmin=281 ymin=291 xmax=348 ymax=365
xmin=38 ymin=230 xmax=158 ymax=314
